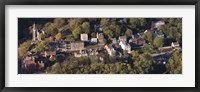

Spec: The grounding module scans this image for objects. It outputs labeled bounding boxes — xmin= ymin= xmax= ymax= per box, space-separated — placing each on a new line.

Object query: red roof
xmin=159 ymin=47 xmax=173 ymax=52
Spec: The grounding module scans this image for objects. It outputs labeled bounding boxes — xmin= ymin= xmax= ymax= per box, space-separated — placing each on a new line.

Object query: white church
xmin=32 ymin=23 xmax=45 ymax=44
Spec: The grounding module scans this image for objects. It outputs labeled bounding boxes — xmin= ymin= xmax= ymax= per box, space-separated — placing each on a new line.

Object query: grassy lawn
xmin=85 ymin=44 xmax=104 ymax=49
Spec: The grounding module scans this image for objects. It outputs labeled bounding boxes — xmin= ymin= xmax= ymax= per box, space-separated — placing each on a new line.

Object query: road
xmin=151 ymin=52 xmax=168 ymax=57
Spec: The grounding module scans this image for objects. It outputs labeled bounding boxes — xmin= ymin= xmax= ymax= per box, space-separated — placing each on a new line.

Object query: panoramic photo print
xmin=18 ymin=18 xmax=182 ymax=74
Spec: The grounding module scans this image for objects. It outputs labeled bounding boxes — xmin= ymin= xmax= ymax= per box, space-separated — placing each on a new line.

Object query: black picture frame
xmin=0 ymin=0 xmax=199 ymax=92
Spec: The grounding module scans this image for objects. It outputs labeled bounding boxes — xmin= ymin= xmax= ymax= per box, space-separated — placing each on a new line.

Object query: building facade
xmin=71 ymin=41 xmax=84 ymax=51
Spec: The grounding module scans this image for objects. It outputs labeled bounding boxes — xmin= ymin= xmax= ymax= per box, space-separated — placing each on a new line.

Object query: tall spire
xmin=33 ymin=22 xmax=35 ymax=30
xmin=32 ymin=22 xmax=36 ymax=41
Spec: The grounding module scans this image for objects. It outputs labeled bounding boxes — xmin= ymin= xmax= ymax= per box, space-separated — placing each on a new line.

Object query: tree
xmin=134 ymin=59 xmax=154 ymax=74
xmin=146 ymin=31 xmax=153 ymax=44
xmin=68 ymin=18 xmax=81 ymax=30
xmin=91 ymin=32 xmax=96 ymax=38
xmin=115 ymin=26 xmax=121 ymax=37
xmin=49 ymin=56 xmax=57 ymax=62
xmin=81 ymin=22 xmax=90 ymax=33
xmin=157 ymin=25 xmax=168 ymax=35
xmin=134 ymin=53 xmax=154 ymax=74
xmin=153 ymin=37 xmax=164 ymax=48
xmin=100 ymin=18 xmax=109 ymax=26
xmin=131 ymin=50 xmax=139 ymax=61
xmin=18 ymin=40 xmax=32 ymax=58
xmin=53 ymin=18 xmax=65 ymax=28
xmin=125 ymin=28 xmax=133 ymax=37
xmin=177 ymin=22 xmax=182 ymax=32
xmin=129 ymin=18 xmax=138 ymax=28
xmin=129 ymin=18 xmax=146 ymax=29
xmin=55 ymin=32 xmax=62 ymax=40
xmin=169 ymin=27 xmax=177 ymax=39
xmin=103 ymin=27 xmax=114 ymax=39
xmin=72 ymin=26 xmax=81 ymax=40
xmin=175 ymin=32 xmax=181 ymax=44
xmin=139 ymin=18 xmax=146 ymax=27
xmin=35 ymin=39 xmax=49 ymax=52
xmin=43 ymin=22 xmax=58 ymax=36
xmin=166 ymin=51 xmax=182 ymax=74
xmin=106 ymin=29 xmax=114 ymax=39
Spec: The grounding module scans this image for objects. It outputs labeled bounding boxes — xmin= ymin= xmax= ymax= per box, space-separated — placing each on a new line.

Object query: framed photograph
xmin=0 ymin=0 xmax=199 ymax=92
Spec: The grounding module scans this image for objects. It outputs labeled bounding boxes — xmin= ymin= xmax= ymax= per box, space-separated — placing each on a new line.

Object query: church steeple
xmin=32 ymin=22 xmax=36 ymax=41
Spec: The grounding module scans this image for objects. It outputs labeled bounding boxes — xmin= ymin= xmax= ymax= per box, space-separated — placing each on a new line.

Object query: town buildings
xmin=22 ymin=55 xmax=45 ymax=73
xmin=19 ymin=19 xmax=182 ymax=74
xmin=70 ymin=41 xmax=84 ymax=51
xmin=74 ymin=49 xmax=99 ymax=57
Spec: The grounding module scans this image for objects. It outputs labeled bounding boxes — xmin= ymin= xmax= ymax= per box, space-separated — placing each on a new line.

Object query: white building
xmin=91 ymin=38 xmax=98 ymax=43
xmin=119 ymin=41 xmax=131 ymax=53
xmin=80 ymin=33 xmax=88 ymax=41
xmin=171 ymin=42 xmax=180 ymax=47
xmin=154 ymin=21 xmax=165 ymax=28
xmin=32 ymin=23 xmax=45 ymax=43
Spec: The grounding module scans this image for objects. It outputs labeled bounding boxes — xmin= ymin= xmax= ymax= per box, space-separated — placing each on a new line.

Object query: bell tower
xmin=32 ymin=22 xmax=36 ymax=41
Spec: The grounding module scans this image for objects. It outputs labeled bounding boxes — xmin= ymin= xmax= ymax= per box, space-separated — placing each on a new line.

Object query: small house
xmin=44 ymin=51 xmax=56 ymax=58
xmin=119 ymin=41 xmax=131 ymax=53
xmin=171 ymin=42 xmax=180 ymax=47
xmin=80 ymin=33 xmax=88 ymax=41
xmin=129 ymin=38 xmax=146 ymax=46
xmin=91 ymin=38 xmax=98 ymax=43
xmin=104 ymin=44 xmax=116 ymax=56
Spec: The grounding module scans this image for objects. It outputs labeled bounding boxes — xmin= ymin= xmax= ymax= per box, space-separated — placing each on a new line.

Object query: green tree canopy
xmin=35 ymin=39 xmax=49 ymax=52
xmin=49 ymin=56 xmax=57 ymax=62
xmin=166 ymin=50 xmax=182 ymax=74
xmin=53 ymin=18 xmax=65 ymax=28
xmin=72 ymin=26 xmax=82 ymax=40
xmin=100 ymin=18 xmax=109 ymax=26
xmin=153 ymin=37 xmax=164 ymax=48
xmin=81 ymin=22 xmax=90 ymax=33
xmin=18 ymin=40 xmax=32 ymax=58
xmin=125 ymin=28 xmax=133 ymax=37
xmin=68 ymin=18 xmax=81 ymax=30
xmin=146 ymin=31 xmax=154 ymax=44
